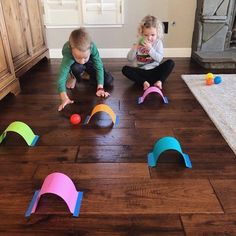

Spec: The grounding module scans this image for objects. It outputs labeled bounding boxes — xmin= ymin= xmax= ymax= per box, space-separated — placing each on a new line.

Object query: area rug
xmin=181 ymin=74 xmax=236 ymax=155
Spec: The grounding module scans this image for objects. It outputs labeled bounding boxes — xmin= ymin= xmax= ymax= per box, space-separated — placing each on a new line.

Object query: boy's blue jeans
xmin=70 ymin=58 xmax=113 ymax=88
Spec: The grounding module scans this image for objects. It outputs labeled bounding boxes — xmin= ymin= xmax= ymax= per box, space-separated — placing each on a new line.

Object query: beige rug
xmin=182 ymin=74 xmax=236 ymax=155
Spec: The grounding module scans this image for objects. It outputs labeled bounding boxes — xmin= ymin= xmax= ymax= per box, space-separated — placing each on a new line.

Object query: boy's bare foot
xmin=154 ymin=80 xmax=162 ymax=89
xmin=81 ymin=71 xmax=90 ymax=80
xmin=66 ymin=74 xmax=76 ymax=89
xmin=143 ymin=81 xmax=150 ymax=90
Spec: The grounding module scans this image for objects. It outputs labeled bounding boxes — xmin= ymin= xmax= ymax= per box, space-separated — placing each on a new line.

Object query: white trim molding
xmin=45 ymin=25 xmax=123 ymax=29
xmin=49 ymin=48 xmax=191 ymax=58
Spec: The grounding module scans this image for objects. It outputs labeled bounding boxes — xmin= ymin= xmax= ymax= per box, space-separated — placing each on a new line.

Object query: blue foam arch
xmin=148 ymin=136 xmax=192 ymax=168
xmin=73 ymin=191 xmax=84 ymax=217
xmin=25 ymin=190 xmax=39 ymax=218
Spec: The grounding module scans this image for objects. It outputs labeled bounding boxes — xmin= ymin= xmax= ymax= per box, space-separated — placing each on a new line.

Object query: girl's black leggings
xmin=122 ymin=59 xmax=175 ymax=86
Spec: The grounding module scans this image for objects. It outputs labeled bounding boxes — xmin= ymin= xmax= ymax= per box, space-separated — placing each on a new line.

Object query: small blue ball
xmin=214 ymin=76 xmax=222 ymax=84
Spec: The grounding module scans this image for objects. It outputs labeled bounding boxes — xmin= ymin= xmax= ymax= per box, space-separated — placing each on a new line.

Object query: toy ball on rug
xmin=205 ymin=73 xmax=214 ymax=80
xmin=206 ymin=77 xmax=214 ymax=85
xmin=205 ymin=73 xmax=222 ymax=86
xmin=214 ymin=76 xmax=222 ymax=84
xmin=70 ymin=114 xmax=81 ymax=125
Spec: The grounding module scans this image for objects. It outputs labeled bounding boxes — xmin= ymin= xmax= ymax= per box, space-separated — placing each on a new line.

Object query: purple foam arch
xmin=138 ymin=86 xmax=168 ymax=104
xmin=25 ymin=172 xmax=83 ymax=217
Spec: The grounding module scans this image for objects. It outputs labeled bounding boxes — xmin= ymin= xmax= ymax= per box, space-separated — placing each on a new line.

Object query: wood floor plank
xmin=0 ymin=146 xmax=78 ymax=163
xmin=0 ymin=214 xmax=184 ymax=236
xmin=210 ymin=179 xmax=236 ymax=213
xmin=173 ymin=127 xmax=231 ymax=148
xmin=0 ymin=181 xmax=39 ymax=214
xmin=134 ymin=113 xmax=214 ymax=129
xmin=149 ymin=162 xmax=236 ymax=179
xmin=7 ymin=127 xmax=173 ymax=146
xmin=33 ymin=163 xmax=150 ymax=179
xmin=0 ymin=58 xmax=235 ymax=234
xmin=0 ymin=164 xmax=37 ymax=180
xmin=0 ymin=179 xmax=222 ymax=216
xmin=181 ymin=214 xmax=236 ymax=235
xmin=77 ymin=145 xmax=150 ymax=163
xmin=184 ymin=146 xmax=236 ymax=163
xmin=72 ymin=179 xmax=223 ymax=214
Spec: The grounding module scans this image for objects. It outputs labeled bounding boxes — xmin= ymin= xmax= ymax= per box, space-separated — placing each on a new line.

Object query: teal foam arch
xmin=148 ymin=136 xmax=192 ymax=168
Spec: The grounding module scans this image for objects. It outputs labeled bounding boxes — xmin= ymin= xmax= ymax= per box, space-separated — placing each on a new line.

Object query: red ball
xmin=70 ymin=114 xmax=81 ymax=125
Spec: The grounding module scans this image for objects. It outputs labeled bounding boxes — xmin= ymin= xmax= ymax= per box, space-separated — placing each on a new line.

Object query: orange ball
xmin=70 ymin=114 xmax=81 ymax=125
xmin=206 ymin=77 xmax=213 ymax=85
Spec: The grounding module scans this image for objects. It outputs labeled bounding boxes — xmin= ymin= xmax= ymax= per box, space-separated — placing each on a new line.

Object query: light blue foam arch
xmin=148 ymin=136 xmax=192 ymax=168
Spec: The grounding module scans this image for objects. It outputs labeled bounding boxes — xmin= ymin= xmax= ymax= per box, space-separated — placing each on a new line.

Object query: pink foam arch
xmin=25 ymin=172 xmax=83 ymax=217
xmin=138 ymin=86 xmax=168 ymax=104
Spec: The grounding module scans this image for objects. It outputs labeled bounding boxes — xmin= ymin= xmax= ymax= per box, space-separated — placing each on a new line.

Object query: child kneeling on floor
xmin=57 ymin=27 xmax=114 ymax=111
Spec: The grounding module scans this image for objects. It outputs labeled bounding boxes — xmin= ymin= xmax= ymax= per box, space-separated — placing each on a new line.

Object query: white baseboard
xmin=164 ymin=48 xmax=191 ymax=57
xmin=49 ymin=48 xmax=191 ymax=58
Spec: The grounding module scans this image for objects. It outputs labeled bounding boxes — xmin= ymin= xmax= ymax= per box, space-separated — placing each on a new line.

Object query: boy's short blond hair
xmin=138 ymin=15 xmax=164 ymax=40
xmin=69 ymin=28 xmax=91 ymax=52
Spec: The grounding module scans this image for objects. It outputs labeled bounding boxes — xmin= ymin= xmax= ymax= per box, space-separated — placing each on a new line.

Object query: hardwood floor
xmin=0 ymin=58 xmax=235 ymax=235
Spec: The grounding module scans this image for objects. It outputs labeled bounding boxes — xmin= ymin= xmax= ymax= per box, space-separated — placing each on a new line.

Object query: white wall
xmin=45 ymin=0 xmax=197 ymax=58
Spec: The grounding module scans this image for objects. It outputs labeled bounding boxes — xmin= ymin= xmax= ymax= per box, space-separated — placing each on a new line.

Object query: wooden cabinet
xmin=0 ymin=3 xmax=20 ymax=100
xmin=1 ymin=0 xmax=49 ymax=77
xmin=0 ymin=0 xmax=49 ymax=100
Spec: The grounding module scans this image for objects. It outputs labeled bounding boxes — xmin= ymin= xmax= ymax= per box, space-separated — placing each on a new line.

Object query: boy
xmin=57 ymin=28 xmax=113 ymax=111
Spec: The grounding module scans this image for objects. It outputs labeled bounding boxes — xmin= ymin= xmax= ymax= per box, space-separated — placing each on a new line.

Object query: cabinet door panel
xmin=0 ymin=35 xmax=8 ymax=78
xmin=25 ymin=0 xmax=46 ymax=54
xmin=0 ymin=0 xmax=48 ymax=78
xmin=0 ymin=32 xmax=19 ymax=98
xmin=1 ymin=0 xmax=30 ymax=66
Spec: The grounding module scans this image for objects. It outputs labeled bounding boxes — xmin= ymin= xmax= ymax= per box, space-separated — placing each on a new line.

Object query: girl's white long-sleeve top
xmin=127 ymin=39 xmax=164 ymax=70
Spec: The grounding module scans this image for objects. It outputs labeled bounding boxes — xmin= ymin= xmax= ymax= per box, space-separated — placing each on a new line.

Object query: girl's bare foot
xmin=66 ymin=74 xmax=76 ymax=89
xmin=154 ymin=80 xmax=162 ymax=89
xmin=143 ymin=81 xmax=150 ymax=90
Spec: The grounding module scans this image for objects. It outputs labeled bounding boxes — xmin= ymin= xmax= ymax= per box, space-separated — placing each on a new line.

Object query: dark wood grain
xmin=210 ymin=179 xmax=236 ymax=213
xmin=181 ymin=214 xmax=236 ymax=235
xmin=0 ymin=214 xmax=185 ymax=236
xmin=0 ymin=58 xmax=235 ymax=235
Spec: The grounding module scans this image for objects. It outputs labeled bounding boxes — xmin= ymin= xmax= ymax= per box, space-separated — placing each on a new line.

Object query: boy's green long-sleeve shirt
xmin=57 ymin=41 xmax=104 ymax=93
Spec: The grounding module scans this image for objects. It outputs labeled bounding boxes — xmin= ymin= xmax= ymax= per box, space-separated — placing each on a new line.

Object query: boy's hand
xmin=58 ymin=92 xmax=74 ymax=111
xmin=58 ymin=98 xmax=74 ymax=111
xmin=96 ymin=87 xmax=110 ymax=98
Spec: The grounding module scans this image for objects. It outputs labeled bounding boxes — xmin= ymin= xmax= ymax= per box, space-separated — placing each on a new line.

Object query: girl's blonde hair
xmin=138 ymin=15 xmax=164 ymax=40
xmin=69 ymin=28 xmax=91 ymax=52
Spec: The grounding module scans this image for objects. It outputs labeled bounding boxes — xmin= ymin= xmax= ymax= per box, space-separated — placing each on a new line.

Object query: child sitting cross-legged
xmin=122 ymin=15 xmax=174 ymax=90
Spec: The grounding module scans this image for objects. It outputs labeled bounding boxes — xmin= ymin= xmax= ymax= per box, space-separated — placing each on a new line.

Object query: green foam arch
xmin=0 ymin=121 xmax=39 ymax=146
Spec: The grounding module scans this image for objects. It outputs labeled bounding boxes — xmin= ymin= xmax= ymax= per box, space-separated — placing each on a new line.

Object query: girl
xmin=122 ymin=15 xmax=174 ymax=90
